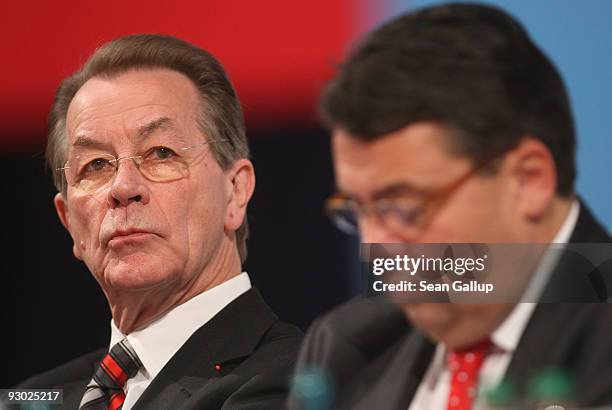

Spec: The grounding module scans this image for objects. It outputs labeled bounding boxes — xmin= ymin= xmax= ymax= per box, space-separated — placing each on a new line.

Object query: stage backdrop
xmin=3 ymin=0 xmax=610 ymax=387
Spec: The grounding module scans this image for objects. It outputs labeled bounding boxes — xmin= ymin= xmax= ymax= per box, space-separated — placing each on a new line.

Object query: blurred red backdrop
xmin=2 ymin=1 xmax=361 ymax=151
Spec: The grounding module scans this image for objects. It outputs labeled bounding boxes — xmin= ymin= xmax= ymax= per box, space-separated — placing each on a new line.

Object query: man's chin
xmin=402 ymin=303 xmax=456 ymax=337
xmin=102 ymin=260 xmax=177 ymax=292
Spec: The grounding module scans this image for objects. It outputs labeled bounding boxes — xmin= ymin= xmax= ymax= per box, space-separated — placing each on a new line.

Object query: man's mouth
xmin=106 ymin=228 xmax=156 ymax=247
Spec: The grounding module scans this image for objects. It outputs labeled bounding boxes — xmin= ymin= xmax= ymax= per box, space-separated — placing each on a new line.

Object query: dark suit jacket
xmin=18 ymin=288 xmax=303 ymax=409
xmin=289 ymin=202 xmax=612 ymax=409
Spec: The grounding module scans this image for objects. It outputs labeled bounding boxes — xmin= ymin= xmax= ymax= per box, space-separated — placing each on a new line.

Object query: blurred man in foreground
xmin=18 ymin=34 xmax=301 ymax=409
xmin=290 ymin=4 xmax=611 ymax=409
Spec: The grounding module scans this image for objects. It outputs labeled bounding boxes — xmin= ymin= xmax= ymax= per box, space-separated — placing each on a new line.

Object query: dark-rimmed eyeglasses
xmin=325 ymin=147 xmax=512 ymax=238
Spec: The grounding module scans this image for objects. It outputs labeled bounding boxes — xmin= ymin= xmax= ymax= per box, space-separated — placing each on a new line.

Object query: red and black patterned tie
xmin=79 ymin=338 xmax=142 ymax=410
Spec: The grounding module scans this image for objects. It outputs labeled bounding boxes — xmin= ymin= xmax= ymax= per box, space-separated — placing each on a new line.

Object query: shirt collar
xmin=110 ymin=272 xmax=252 ymax=379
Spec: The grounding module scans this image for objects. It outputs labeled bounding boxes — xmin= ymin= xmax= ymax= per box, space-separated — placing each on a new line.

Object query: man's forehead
xmin=331 ymin=123 xmax=467 ymax=200
xmin=71 ymin=117 xmax=181 ymax=148
xmin=66 ymin=68 xmax=200 ymax=144
xmin=331 ymin=123 xmax=455 ymax=154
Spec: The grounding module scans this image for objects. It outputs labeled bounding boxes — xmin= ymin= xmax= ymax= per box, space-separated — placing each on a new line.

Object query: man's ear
xmin=54 ymin=192 xmax=83 ymax=260
xmin=505 ymin=137 xmax=557 ymax=221
xmin=224 ymin=159 xmax=256 ymax=231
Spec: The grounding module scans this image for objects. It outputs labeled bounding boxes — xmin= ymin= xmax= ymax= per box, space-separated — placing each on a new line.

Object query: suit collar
xmin=347 ymin=331 xmax=435 ymax=410
xmin=568 ymin=198 xmax=610 ymax=243
xmin=538 ymin=199 xmax=611 ymax=302
xmin=130 ymin=287 xmax=277 ymax=410
xmin=506 ymin=200 xmax=611 ymax=384
xmin=197 ymin=287 xmax=278 ymax=364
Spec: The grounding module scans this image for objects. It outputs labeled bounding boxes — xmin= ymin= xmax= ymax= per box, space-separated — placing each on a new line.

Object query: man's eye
xmin=85 ymin=158 xmax=112 ymax=172
xmin=378 ymin=202 xmax=423 ymax=225
xmin=150 ymin=147 xmax=176 ymax=160
xmin=394 ymin=207 xmax=423 ymax=225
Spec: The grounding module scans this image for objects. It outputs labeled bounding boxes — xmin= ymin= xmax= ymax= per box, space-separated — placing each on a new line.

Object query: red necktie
xmin=80 ymin=338 xmax=142 ymax=410
xmin=446 ymin=338 xmax=492 ymax=410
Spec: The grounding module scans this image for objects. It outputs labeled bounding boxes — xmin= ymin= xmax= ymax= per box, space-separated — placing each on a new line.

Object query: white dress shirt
xmin=108 ymin=272 xmax=252 ymax=410
xmin=408 ymin=201 xmax=580 ymax=410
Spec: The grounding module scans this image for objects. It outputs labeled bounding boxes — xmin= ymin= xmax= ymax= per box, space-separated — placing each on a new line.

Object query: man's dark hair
xmin=320 ymin=3 xmax=575 ymax=196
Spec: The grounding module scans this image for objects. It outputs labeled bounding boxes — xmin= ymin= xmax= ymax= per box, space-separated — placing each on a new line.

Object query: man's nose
xmin=107 ymin=158 xmax=150 ymax=208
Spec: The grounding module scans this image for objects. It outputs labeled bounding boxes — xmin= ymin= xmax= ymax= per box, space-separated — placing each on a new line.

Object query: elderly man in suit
xmin=290 ymin=4 xmax=612 ymax=409
xmin=18 ymin=34 xmax=301 ymax=409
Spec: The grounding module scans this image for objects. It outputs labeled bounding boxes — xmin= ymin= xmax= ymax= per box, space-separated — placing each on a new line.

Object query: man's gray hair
xmin=46 ymin=34 xmax=251 ymax=263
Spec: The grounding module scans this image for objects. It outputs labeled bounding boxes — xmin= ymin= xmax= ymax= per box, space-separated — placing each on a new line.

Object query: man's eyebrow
xmin=73 ymin=135 xmax=105 ymax=148
xmin=371 ymin=182 xmax=423 ymax=200
xmin=336 ymin=182 xmax=422 ymax=203
xmin=136 ymin=117 xmax=175 ymax=139
xmin=72 ymin=117 xmax=176 ymax=148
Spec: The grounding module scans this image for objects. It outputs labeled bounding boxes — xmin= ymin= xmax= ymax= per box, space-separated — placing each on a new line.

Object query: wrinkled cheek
xmin=68 ymin=193 xmax=107 ymax=261
xmin=186 ymin=195 xmax=224 ymax=265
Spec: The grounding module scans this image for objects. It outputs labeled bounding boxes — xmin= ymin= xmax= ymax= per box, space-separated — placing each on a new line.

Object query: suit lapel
xmin=505 ymin=304 xmax=576 ymax=386
xmin=56 ymin=350 xmax=105 ymax=409
xmin=131 ymin=288 xmax=277 ymax=410
xmin=347 ymin=330 xmax=435 ymax=410
xmin=565 ymin=199 xmax=611 ymax=244
xmin=505 ymin=200 xmax=611 ymax=384
xmin=539 ymin=201 xmax=611 ymax=302
xmin=59 ymin=379 xmax=90 ymax=409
